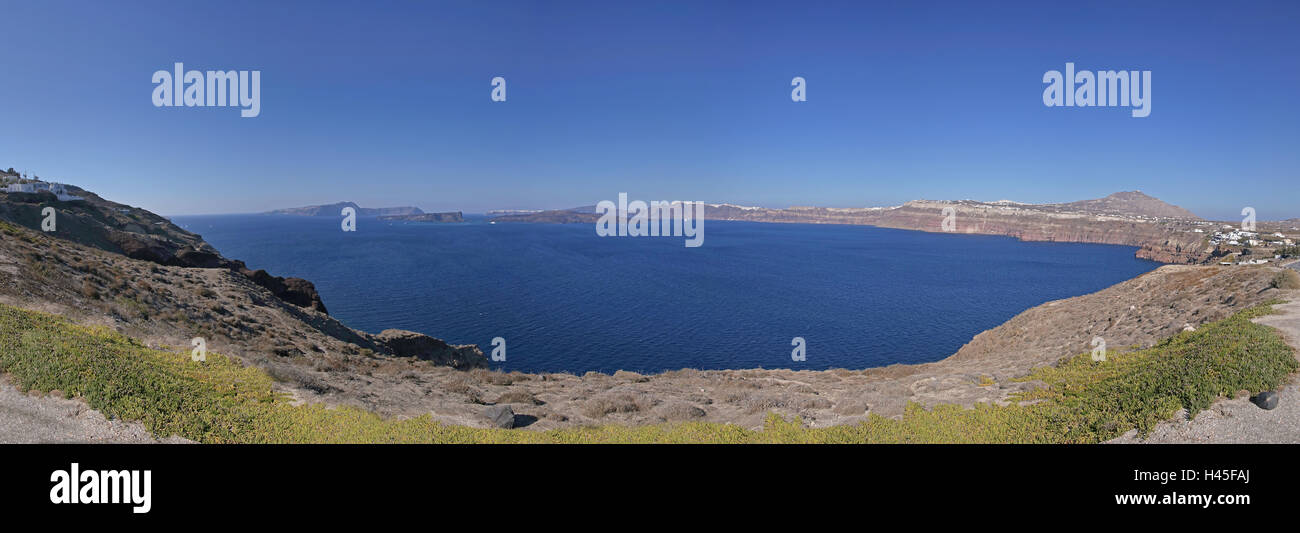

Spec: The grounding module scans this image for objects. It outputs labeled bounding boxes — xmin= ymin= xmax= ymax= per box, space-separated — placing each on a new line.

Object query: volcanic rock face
xmin=234 ymin=265 xmax=328 ymax=314
xmin=872 ymin=202 xmax=1210 ymax=264
xmin=376 ymin=329 xmax=488 ymax=369
xmin=709 ymin=194 xmax=1210 ymax=264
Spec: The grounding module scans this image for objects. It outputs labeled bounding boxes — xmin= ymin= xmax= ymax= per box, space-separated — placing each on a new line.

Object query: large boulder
xmin=483 ymin=405 xmax=515 ymax=428
xmin=377 ymin=329 xmax=488 ymax=369
xmin=1251 ymin=391 xmax=1280 ymax=410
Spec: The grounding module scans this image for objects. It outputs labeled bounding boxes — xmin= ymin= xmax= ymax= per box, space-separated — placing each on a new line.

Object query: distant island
xmin=265 ymin=201 xmax=423 ymax=217
xmin=486 ymin=209 xmax=543 ymax=216
xmin=379 ymin=211 xmax=464 ymax=223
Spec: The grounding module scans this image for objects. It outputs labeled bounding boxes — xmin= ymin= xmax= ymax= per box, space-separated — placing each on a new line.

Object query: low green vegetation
xmin=0 ymin=301 xmax=1294 ymax=443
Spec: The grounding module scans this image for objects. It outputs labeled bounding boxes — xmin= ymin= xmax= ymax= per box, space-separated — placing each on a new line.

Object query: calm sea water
xmin=173 ymin=215 xmax=1159 ymax=374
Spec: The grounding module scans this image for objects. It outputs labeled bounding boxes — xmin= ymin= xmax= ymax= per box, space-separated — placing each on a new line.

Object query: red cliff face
xmin=703 ymin=202 xmax=1210 ymax=265
xmin=489 ymin=193 xmax=1214 ymax=265
xmin=873 ymin=205 xmax=1209 ymax=264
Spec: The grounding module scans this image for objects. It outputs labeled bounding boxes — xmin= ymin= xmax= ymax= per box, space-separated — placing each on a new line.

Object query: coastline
xmin=495 ymin=198 xmax=1215 ymax=266
xmin=2 ymin=187 xmax=1294 ymax=434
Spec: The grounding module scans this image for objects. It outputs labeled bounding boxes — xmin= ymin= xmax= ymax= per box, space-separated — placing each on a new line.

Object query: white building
xmin=4 ymin=181 xmax=83 ymax=201
xmin=48 ymin=183 xmax=83 ymax=201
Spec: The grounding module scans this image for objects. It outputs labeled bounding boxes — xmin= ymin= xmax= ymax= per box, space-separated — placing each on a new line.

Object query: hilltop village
xmin=1 ymin=169 xmax=83 ymax=202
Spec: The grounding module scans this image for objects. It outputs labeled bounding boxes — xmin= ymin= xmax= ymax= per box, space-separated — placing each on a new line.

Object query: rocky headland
xmin=266 ymin=201 xmax=423 ymax=217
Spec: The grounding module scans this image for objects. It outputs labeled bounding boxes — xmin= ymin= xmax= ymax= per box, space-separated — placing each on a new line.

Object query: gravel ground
xmin=1111 ymin=290 xmax=1300 ymax=444
xmin=0 ymin=378 xmax=189 ymax=444
xmin=1109 ymin=384 xmax=1300 ymax=444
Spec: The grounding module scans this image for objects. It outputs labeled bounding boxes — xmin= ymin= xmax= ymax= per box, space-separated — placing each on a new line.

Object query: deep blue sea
xmin=172 ymin=215 xmax=1159 ymax=374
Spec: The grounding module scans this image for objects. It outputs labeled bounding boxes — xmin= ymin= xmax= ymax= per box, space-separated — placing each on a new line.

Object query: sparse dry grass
xmin=582 ymin=392 xmax=650 ymax=418
xmin=1271 ymin=269 xmax=1300 ymax=290
xmin=494 ymin=390 xmax=542 ymax=405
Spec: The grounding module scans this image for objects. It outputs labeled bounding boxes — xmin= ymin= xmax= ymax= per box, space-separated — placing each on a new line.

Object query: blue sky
xmin=0 ymin=0 xmax=1296 ymax=219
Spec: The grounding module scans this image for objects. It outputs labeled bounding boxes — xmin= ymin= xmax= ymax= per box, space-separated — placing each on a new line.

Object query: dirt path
xmin=1111 ymin=291 xmax=1300 ymax=444
xmin=0 ymin=377 xmax=189 ymax=444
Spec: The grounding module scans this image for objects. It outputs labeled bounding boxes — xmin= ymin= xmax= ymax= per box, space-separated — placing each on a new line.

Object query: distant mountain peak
xmin=1106 ymin=190 xmax=1154 ymax=200
xmin=1059 ymin=191 xmax=1200 ymax=220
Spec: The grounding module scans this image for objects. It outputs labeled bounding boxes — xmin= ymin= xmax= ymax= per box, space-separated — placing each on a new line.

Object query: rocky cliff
xmin=0 ymin=184 xmax=330 ymax=313
xmin=0 ymin=176 xmax=487 ymax=370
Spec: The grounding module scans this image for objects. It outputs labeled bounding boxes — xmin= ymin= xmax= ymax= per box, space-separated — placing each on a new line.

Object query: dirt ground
xmin=0 ymin=375 xmax=189 ymax=443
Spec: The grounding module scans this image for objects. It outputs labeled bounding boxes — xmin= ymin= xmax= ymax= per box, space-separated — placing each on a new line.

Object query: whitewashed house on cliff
xmin=4 ymin=181 xmax=83 ymax=201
